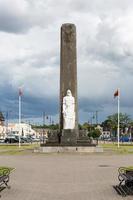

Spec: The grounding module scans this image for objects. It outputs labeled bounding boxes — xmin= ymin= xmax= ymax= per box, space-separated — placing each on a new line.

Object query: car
xmin=5 ymin=136 xmax=19 ymax=143
xmin=0 ymin=138 xmax=5 ymax=143
xmin=4 ymin=135 xmax=25 ymax=143
xmin=120 ymin=136 xmax=130 ymax=142
xmin=32 ymin=138 xmax=40 ymax=142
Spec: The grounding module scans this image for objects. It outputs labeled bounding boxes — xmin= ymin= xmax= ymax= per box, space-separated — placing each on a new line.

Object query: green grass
xmin=2 ymin=143 xmax=133 ymax=155
xmin=0 ymin=143 xmax=39 ymax=149
xmin=0 ymin=167 xmax=15 ymax=175
xmin=0 ymin=143 xmax=40 ymax=155
xmin=101 ymin=143 xmax=133 ymax=154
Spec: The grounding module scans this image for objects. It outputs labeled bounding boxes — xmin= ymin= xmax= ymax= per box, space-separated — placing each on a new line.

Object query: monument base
xmin=40 ymin=129 xmax=98 ymax=147
xmin=61 ymin=129 xmax=77 ymax=145
xmin=34 ymin=146 xmax=103 ymax=153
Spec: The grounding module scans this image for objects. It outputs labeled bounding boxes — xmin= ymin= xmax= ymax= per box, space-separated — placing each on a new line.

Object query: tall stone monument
xmin=60 ymin=23 xmax=78 ymax=144
xmin=40 ymin=23 xmax=96 ymax=151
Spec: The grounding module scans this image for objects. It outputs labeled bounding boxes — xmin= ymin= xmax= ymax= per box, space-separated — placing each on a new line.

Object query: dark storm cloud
xmin=0 ymin=84 xmax=59 ymax=119
xmin=79 ymin=98 xmax=106 ymax=113
xmin=0 ymin=0 xmax=133 ymax=122
xmin=0 ymin=12 xmax=30 ymax=33
xmin=21 ymin=95 xmax=59 ymax=118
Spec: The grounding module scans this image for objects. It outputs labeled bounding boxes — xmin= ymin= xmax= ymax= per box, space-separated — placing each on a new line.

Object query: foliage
xmin=78 ymin=124 xmax=82 ymax=130
xmin=32 ymin=124 xmax=59 ymax=130
xmin=0 ymin=167 xmax=14 ymax=175
xmin=102 ymin=113 xmax=131 ymax=131
xmin=88 ymin=129 xmax=101 ymax=139
xmin=48 ymin=124 xmax=59 ymax=130
xmin=101 ymin=119 xmax=112 ymax=130
xmin=0 ymin=144 xmax=39 ymax=155
xmin=82 ymin=122 xmax=91 ymax=130
xmin=101 ymin=143 xmax=133 ymax=154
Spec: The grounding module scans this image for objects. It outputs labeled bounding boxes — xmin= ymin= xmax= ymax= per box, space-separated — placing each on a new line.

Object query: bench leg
xmin=3 ymin=180 xmax=10 ymax=189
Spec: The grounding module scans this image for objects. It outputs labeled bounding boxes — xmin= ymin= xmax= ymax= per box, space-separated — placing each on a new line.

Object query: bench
xmin=0 ymin=168 xmax=11 ymax=197
xmin=114 ymin=167 xmax=133 ymax=196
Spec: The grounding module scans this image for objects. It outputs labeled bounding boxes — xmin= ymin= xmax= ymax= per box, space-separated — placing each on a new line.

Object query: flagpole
xmin=19 ymin=94 xmax=21 ymax=148
xmin=117 ymin=88 xmax=120 ymax=148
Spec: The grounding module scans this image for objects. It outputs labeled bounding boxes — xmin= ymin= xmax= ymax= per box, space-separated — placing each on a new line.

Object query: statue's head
xmin=66 ymin=89 xmax=72 ymax=96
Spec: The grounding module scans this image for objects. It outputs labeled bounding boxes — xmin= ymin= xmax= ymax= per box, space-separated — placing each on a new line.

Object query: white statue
xmin=63 ymin=89 xmax=75 ymax=129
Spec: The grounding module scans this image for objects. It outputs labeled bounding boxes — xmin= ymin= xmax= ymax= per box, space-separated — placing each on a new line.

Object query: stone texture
xmin=42 ymin=129 xmax=95 ymax=147
xmin=61 ymin=129 xmax=77 ymax=145
xmin=35 ymin=146 xmax=103 ymax=153
xmin=60 ymin=23 xmax=78 ymax=131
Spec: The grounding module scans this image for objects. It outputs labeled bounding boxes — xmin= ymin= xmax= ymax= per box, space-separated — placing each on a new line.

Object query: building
xmin=96 ymin=125 xmax=111 ymax=140
xmin=32 ymin=128 xmax=48 ymax=138
xmin=8 ymin=123 xmax=37 ymax=137
xmin=0 ymin=112 xmax=6 ymax=138
xmin=0 ymin=112 xmax=5 ymax=126
xmin=0 ymin=125 xmax=6 ymax=139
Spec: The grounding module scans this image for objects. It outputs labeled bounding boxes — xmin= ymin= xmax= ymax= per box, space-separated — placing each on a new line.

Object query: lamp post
xmin=19 ymin=94 xmax=21 ymax=147
xmin=42 ymin=112 xmax=45 ymax=144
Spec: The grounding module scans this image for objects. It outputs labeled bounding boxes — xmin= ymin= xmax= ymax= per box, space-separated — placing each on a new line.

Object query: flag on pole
xmin=19 ymin=88 xmax=23 ymax=96
xmin=114 ymin=89 xmax=119 ymax=98
xmin=114 ymin=88 xmax=120 ymax=148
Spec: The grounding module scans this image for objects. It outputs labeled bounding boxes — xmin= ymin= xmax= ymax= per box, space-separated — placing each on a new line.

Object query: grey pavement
xmin=0 ymin=153 xmax=133 ymax=200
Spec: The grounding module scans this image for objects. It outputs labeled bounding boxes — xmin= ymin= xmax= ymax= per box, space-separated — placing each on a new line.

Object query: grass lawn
xmin=0 ymin=143 xmax=40 ymax=155
xmin=101 ymin=143 xmax=133 ymax=154
xmin=0 ymin=166 xmax=15 ymax=175
xmin=0 ymin=143 xmax=39 ymax=149
xmin=1 ymin=142 xmax=133 ymax=155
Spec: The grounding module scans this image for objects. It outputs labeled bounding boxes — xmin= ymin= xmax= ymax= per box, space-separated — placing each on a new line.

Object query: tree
xmin=102 ymin=113 xmax=131 ymax=134
xmin=101 ymin=119 xmax=114 ymax=131
xmin=48 ymin=124 xmax=59 ymax=130
xmin=31 ymin=124 xmax=59 ymax=130
xmin=82 ymin=122 xmax=91 ymax=131
xmin=108 ymin=113 xmax=131 ymax=127
xmin=78 ymin=124 xmax=82 ymax=130
xmin=88 ymin=129 xmax=101 ymax=139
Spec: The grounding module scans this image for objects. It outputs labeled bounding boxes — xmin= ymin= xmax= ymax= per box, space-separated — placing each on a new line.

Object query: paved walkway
xmin=0 ymin=153 xmax=133 ymax=200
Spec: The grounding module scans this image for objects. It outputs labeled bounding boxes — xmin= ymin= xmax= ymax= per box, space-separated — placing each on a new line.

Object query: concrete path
xmin=0 ymin=153 xmax=133 ymax=200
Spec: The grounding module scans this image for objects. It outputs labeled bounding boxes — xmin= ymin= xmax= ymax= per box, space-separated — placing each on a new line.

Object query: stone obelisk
xmin=60 ymin=23 xmax=78 ymax=144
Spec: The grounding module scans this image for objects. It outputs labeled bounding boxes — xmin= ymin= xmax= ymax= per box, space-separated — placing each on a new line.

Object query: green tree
xmin=88 ymin=129 xmax=101 ymax=139
xmin=48 ymin=124 xmax=59 ymax=130
xmin=82 ymin=122 xmax=91 ymax=130
xmin=101 ymin=119 xmax=114 ymax=131
xmin=32 ymin=124 xmax=59 ymax=130
xmin=78 ymin=124 xmax=82 ymax=130
xmin=102 ymin=113 xmax=131 ymax=133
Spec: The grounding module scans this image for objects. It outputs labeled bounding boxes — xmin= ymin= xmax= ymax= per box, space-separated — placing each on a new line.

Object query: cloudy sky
xmin=0 ymin=0 xmax=133 ymax=124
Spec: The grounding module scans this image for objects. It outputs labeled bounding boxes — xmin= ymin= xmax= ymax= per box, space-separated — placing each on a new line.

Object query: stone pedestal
xmin=61 ymin=130 xmax=77 ymax=145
